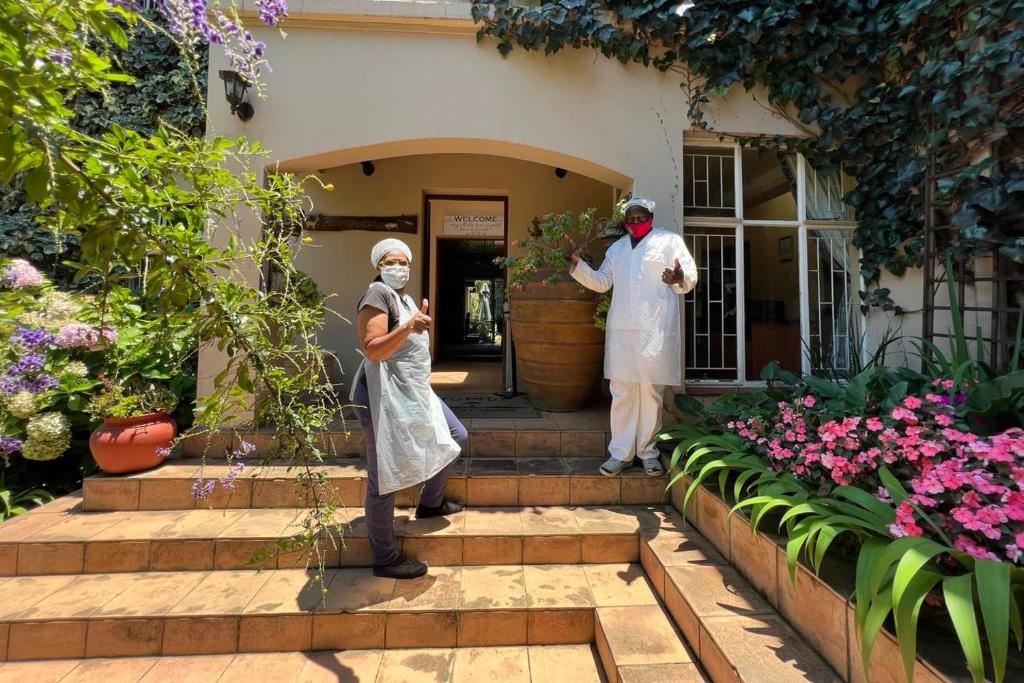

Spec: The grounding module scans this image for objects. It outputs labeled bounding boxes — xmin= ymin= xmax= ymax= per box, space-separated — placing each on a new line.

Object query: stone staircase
xmin=0 ymin=446 xmax=843 ymax=682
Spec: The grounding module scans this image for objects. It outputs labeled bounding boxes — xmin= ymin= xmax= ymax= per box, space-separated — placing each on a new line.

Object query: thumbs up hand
xmin=662 ymin=258 xmax=685 ymax=285
xmin=565 ymin=236 xmax=581 ymax=265
xmin=409 ymin=299 xmax=432 ymax=333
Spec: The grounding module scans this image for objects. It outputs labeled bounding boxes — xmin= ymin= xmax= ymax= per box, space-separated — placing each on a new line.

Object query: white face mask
xmin=380 ymin=265 xmax=410 ymax=290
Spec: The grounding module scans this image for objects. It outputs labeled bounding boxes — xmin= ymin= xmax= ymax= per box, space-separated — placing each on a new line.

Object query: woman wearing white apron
xmin=352 ymin=238 xmax=466 ymax=579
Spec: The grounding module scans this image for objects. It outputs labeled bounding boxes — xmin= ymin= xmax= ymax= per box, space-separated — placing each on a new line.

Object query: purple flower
xmin=0 ymin=435 xmax=22 ymax=457
xmin=155 ymin=447 xmax=173 ymax=459
xmin=1 ymin=259 xmax=44 ymax=288
xmin=255 ymin=0 xmax=288 ymax=26
xmin=10 ymin=353 xmax=45 ymax=375
xmin=234 ymin=440 xmax=256 ymax=457
xmin=9 ymin=327 xmax=53 ymax=350
xmin=47 ymin=49 xmax=72 ymax=67
xmin=191 ymin=478 xmax=216 ymax=500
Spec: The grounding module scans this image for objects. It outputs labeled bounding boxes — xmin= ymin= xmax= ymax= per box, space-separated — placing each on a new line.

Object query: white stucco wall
xmin=196 ymin=0 xmax=830 ymax=409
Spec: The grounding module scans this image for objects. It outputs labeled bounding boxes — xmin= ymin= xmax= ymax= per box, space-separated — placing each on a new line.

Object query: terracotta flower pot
xmin=89 ymin=412 xmax=176 ymax=475
xmin=510 ymin=279 xmax=605 ymax=411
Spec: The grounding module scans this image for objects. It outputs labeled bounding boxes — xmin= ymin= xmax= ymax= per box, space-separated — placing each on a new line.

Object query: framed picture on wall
xmin=778 ymin=235 xmax=793 ymax=263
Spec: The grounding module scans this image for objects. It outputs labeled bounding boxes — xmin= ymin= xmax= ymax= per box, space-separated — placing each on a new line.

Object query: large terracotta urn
xmin=510 ymin=279 xmax=605 ymax=412
xmin=89 ymin=412 xmax=176 ymax=474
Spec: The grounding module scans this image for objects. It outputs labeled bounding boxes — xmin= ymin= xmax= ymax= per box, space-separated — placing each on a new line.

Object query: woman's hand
xmin=408 ymin=299 xmax=432 ymax=333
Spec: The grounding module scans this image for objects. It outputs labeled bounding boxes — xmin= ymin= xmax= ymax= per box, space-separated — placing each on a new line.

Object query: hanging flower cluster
xmin=148 ymin=0 xmax=287 ymax=85
xmin=729 ymin=385 xmax=1024 ymax=564
xmin=191 ymin=440 xmax=254 ymax=500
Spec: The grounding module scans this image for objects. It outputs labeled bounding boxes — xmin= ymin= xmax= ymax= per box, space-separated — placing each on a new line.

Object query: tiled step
xmin=0 ymin=505 xmax=664 ymax=576
xmin=82 ymin=457 xmax=668 ymax=511
xmin=0 ymin=644 xmax=607 ymax=682
xmin=181 ymin=412 xmax=612 ymax=461
xmin=640 ymin=516 xmax=842 ymax=682
xmin=0 ymin=562 xmax=676 ymax=662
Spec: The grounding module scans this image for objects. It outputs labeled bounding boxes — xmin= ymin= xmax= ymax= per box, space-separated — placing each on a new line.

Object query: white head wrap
xmin=370 ymin=238 xmax=413 ymax=268
xmin=623 ymin=196 xmax=656 ymax=214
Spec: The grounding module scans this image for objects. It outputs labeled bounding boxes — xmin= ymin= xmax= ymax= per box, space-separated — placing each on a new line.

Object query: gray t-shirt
xmin=357 ymin=279 xmax=408 ymax=332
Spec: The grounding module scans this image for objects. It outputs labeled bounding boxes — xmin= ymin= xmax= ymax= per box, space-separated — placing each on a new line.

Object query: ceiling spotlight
xmin=671 ymin=1 xmax=695 ymax=16
xmin=555 ymin=167 xmax=567 ymax=179
xmin=361 ymin=161 xmax=375 ymax=177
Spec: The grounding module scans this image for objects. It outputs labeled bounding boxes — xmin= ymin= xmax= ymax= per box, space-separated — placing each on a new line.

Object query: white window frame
xmin=681 ymin=139 xmax=863 ymax=386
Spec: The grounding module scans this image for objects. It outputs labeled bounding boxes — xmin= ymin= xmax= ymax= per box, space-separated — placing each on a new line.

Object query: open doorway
xmin=425 ymin=195 xmax=508 ymax=393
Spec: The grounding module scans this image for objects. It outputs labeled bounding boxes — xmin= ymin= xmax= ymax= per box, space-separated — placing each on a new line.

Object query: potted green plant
xmin=87 ymin=377 xmax=179 ymax=474
xmin=499 ymin=207 xmax=621 ymax=411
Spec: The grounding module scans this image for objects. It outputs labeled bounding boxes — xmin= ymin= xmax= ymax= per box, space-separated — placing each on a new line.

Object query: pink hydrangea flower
xmin=55 ymin=323 xmax=117 ymax=350
xmin=1 ymin=259 xmax=44 ymax=288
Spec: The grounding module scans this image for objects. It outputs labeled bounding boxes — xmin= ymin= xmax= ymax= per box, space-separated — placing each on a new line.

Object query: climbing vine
xmin=0 ymin=9 xmax=207 ymax=284
xmin=471 ymin=0 xmax=1024 ymax=308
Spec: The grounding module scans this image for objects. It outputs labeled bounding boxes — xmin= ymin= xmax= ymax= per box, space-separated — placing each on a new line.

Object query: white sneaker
xmin=599 ymin=457 xmax=632 ymax=477
xmin=639 ymin=456 xmax=664 ymax=477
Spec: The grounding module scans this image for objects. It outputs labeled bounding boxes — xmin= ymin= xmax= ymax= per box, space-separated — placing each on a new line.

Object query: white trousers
xmin=608 ymin=380 xmax=665 ymax=462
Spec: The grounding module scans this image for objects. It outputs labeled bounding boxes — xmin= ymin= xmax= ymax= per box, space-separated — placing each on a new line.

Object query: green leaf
xmin=23 ymin=163 xmax=50 ymax=203
xmin=893 ymin=569 xmax=944 ymax=683
xmin=975 ymin=559 xmax=1011 ymax=683
xmin=943 ymin=574 xmax=985 ymax=683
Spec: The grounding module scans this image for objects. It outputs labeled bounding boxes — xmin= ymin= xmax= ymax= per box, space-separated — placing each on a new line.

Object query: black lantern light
xmin=361 ymin=161 xmax=376 ymax=177
xmin=554 ymin=167 xmax=567 ymax=179
xmin=219 ymin=69 xmax=254 ymax=122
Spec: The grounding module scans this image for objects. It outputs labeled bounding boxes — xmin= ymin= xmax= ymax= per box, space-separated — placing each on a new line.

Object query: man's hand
xmin=409 ymin=299 xmax=432 ymax=333
xmin=662 ymin=259 xmax=685 ymax=286
xmin=565 ymin=237 xmax=581 ymax=265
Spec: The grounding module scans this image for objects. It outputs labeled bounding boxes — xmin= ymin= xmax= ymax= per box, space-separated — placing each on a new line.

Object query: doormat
xmin=436 ymin=393 xmax=541 ymax=419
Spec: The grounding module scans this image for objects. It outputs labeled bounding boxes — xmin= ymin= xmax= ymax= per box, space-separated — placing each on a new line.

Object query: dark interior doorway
xmin=436 ymin=239 xmax=505 ymax=361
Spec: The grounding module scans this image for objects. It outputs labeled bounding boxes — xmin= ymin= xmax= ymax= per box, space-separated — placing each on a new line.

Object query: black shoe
xmin=373 ymin=554 xmax=428 ymax=580
xmin=415 ymin=499 xmax=464 ymax=519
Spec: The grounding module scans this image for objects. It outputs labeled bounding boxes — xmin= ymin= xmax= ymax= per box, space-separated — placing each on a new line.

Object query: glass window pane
xmin=742 ymin=149 xmax=797 ymax=221
xmin=683 ymin=227 xmax=738 ymax=381
xmin=684 ymin=148 xmax=735 ymax=217
xmin=745 ymin=226 xmax=802 ymax=380
xmin=805 ymin=163 xmax=856 ymax=221
xmin=807 ymin=230 xmax=857 ymax=378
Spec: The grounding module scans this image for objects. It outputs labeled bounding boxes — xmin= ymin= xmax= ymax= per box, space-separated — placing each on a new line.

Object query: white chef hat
xmin=623 ymin=195 xmax=656 ymax=214
xmin=370 ymin=238 xmax=413 ymax=267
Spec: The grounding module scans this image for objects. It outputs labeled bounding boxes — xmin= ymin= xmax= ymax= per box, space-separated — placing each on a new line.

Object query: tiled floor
xmin=430 ymin=361 xmax=504 ymax=394
xmin=0 ymin=644 xmax=606 ymax=682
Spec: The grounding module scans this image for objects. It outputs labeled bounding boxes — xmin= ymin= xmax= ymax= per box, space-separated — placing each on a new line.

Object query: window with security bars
xmin=683 ymin=148 xmax=735 ymax=217
xmin=807 ymin=230 xmax=856 ymax=378
xmin=683 ymin=229 xmax=738 ymax=381
xmin=682 ymin=143 xmax=859 ymax=383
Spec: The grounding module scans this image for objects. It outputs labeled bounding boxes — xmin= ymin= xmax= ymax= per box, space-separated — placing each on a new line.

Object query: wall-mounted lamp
xmin=361 ymin=161 xmax=376 ymax=177
xmin=219 ymin=70 xmax=254 ymax=122
xmin=554 ymin=167 xmax=567 ymax=179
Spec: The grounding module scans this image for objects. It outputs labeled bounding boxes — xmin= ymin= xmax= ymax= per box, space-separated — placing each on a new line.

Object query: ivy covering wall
xmin=472 ymin=0 xmax=1024 ymax=310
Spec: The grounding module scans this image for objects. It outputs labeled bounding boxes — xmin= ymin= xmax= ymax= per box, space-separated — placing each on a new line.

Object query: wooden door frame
xmin=422 ymin=194 xmax=510 ymax=368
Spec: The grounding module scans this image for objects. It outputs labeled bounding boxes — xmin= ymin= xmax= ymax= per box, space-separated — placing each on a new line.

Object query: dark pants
xmin=353 ymin=375 xmax=467 ymax=566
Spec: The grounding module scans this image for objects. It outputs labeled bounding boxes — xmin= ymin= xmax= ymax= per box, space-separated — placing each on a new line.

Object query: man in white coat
xmin=568 ymin=196 xmax=698 ymax=476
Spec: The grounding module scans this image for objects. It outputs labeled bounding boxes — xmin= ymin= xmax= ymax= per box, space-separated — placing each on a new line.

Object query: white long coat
xmin=570 ymin=228 xmax=698 ymax=386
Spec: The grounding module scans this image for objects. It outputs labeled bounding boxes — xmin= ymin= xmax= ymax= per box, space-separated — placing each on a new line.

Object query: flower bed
xmin=661 ymin=359 xmax=1024 ymax=683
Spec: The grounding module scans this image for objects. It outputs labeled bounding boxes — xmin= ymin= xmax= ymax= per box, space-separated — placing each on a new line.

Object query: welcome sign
xmin=442 ymin=213 xmax=504 ymax=237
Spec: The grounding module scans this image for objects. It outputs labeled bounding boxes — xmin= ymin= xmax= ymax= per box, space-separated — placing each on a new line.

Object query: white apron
xmin=350 ymin=284 xmax=461 ymax=495
xmin=570 ymin=228 xmax=698 ymax=386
